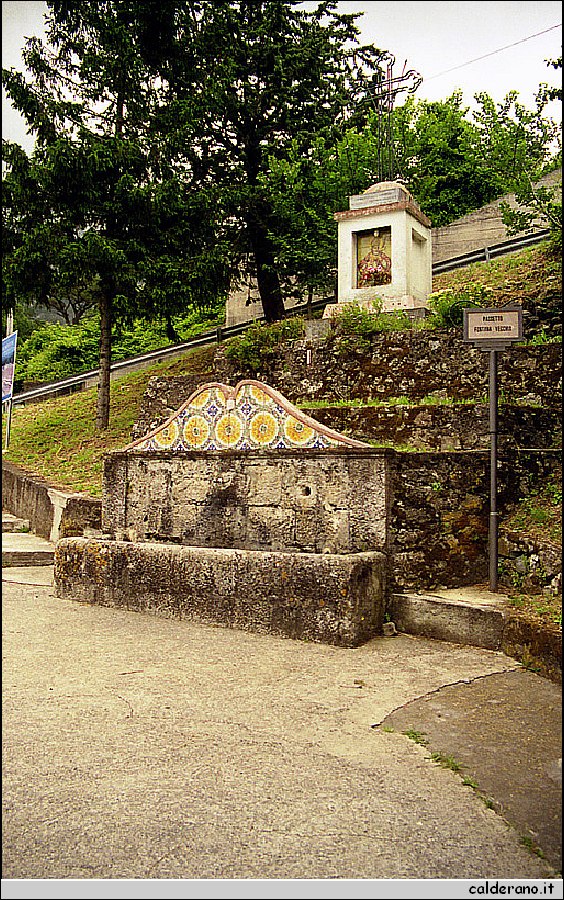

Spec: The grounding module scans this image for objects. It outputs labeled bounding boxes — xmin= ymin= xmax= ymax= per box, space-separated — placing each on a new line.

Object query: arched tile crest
xmin=125 ymin=380 xmax=370 ymax=452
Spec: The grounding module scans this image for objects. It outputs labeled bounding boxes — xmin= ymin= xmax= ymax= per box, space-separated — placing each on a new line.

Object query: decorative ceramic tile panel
xmin=126 ymin=380 xmax=370 ymax=452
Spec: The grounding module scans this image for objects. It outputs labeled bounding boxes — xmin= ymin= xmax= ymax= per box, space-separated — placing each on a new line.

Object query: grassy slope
xmin=2 ymin=346 xmax=216 ymax=497
xmin=432 ymin=242 xmax=562 ymax=311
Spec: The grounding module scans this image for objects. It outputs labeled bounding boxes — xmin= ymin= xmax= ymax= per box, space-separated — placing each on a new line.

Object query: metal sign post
xmin=463 ymin=305 xmax=523 ymax=592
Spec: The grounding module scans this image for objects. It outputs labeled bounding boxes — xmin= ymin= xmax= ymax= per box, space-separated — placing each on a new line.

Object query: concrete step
xmin=2 ymin=531 xmax=55 ymax=567
xmin=2 ymin=512 xmax=30 ymax=533
xmin=2 ymin=566 xmax=54 ymax=586
xmin=390 ymin=588 xmax=511 ymax=651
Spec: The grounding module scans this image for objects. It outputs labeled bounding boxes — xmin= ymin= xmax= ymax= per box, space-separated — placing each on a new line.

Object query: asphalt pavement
xmin=2 ymin=557 xmax=561 ymax=889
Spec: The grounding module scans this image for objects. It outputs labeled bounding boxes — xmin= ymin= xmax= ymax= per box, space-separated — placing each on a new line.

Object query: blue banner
xmin=2 ymin=331 xmax=18 ymax=403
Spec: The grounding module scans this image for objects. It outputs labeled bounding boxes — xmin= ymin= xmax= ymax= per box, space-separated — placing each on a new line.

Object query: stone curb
xmin=391 ymin=591 xmax=562 ymax=684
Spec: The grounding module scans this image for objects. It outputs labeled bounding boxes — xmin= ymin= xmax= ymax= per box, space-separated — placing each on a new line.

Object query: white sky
xmin=2 ymin=0 xmax=562 ymax=154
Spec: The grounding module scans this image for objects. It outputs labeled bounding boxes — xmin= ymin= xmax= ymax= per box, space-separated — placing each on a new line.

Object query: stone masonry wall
xmin=55 ymin=539 xmax=386 ymax=647
xmin=102 ymin=442 xmax=560 ymax=594
xmin=301 ymin=404 xmax=561 ymax=451
xmin=389 ymin=449 xmax=562 ymax=591
xmin=103 ymin=449 xmax=390 ymax=555
xmin=131 ymin=332 xmax=561 ymax=443
xmin=213 ymin=331 xmax=562 ymax=407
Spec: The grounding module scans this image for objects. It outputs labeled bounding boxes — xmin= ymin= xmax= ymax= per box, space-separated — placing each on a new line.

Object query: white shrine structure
xmin=330 ymin=181 xmax=432 ymax=316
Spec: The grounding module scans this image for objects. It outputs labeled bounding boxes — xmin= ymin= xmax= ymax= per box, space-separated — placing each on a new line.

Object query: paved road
xmin=1 ymin=568 xmax=561 ymax=888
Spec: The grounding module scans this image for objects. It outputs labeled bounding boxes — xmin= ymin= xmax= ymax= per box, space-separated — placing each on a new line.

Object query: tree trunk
xmin=96 ymin=291 xmax=112 ymax=431
xmin=307 ymin=284 xmax=313 ymax=318
xmin=248 ymin=217 xmax=285 ymax=323
xmin=95 ymin=89 xmax=123 ymax=432
xmin=165 ymin=314 xmax=180 ymax=342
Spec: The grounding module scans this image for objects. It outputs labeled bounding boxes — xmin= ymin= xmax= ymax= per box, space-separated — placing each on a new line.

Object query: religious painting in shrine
xmin=356 ymin=227 xmax=392 ymax=287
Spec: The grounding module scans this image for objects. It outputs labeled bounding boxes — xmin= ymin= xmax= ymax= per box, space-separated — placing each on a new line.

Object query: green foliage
xmin=499 ymin=172 xmax=562 ymax=252
xmin=16 ymin=320 xmax=99 ymax=383
xmin=493 ymin=59 xmax=562 ymax=250
xmin=394 ymin=93 xmax=505 ymax=226
xmin=223 ymin=317 xmax=305 ymax=372
xmin=327 ymin=301 xmax=431 ymax=355
xmin=429 ymin=752 xmax=462 ymax=772
xmin=504 ymin=478 xmax=562 ymax=545
xmin=2 ymin=1 xmax=232 ymax=427
xmin=15 ymin=304 xmax=223 ymax=384
xmin=427 ymin=283 xmax=493 ymax=327
xmin=157 ymin=1 xmax=390 ymax=322
xmin=393 ymin=85 xmax=560 ymax=226
xmin=525 ymin=331 xmax=562 ymax=346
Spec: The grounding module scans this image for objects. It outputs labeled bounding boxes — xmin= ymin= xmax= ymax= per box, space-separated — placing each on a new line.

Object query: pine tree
xmin=3 ymin=1 xmax=229 ymax=429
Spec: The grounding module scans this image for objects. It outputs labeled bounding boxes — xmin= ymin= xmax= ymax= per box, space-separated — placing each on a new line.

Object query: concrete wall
xmin=2 ymin=460 xmax=102 ymax=541
xmin=55 ymin=539 xmax=386 ymax=648
xmin=103 ymin=448 xmax=390 ymax=555
xmin=431 ymin=168 xmax=562 ymax=263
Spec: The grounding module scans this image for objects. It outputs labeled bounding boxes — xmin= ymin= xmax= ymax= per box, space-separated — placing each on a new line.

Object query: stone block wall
xmin=103 ymin=448 xmax=390 ymax=555
xmin=102 ymin=442 xmax=560 ymax=595
xmin=498 ymin=532 xmax=562 ymax=596
xmin=131 ymin=333 xmax=561 ymax=444
xmin=55 ymin=539 xmax=386 ymax=647
xmin=1 ymin=459 xmax=102 ymax=541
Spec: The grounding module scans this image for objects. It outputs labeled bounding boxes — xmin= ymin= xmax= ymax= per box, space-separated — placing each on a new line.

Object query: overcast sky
xmin=2 ymin=0 xmax=562 ymax=154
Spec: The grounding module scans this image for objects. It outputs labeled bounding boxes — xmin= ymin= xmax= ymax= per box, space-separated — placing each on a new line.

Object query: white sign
xmin=463 ymin=307 xmax=522 ymax=348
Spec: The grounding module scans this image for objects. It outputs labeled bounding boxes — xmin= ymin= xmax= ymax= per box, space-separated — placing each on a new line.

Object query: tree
xmin=392 ymin=93 xmax=505 ymax=226
xmin=2 ymin=1 xmax=230 ymax=429
xmin=496 ymin=58 xmax=562 ymax=251
xmin=389 ymin=82 xmax=561 ymax=229
xmin=155 ymin=0 xmax=387 ymax=322
xmin=263 ymin=117 xmax=387 ymax=305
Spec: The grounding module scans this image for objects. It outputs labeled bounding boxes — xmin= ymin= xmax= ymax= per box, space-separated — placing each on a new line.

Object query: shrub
xmin=15 ymin=303 xmax=224 ymax=384
xmin=427 ymin=283 xmax=493 ymax=327
xmin=328 ymin=300 xmax=430 ymax=355
xmin=223 ymin=317 xmax=305 ymax=371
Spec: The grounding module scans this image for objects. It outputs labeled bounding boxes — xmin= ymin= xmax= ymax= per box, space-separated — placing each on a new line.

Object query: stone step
xmin=2 ymin=513 xmax=30 ymax=533
xmin=2 ymin=531 xmax=55 ymax=567
xmin=390 ymin=588 xmax=510 ymax=651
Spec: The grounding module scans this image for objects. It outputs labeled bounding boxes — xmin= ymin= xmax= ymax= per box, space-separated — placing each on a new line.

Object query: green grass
xmin=2 ymin=345 xmax=216 ymax=497
xmin=504 ymin=480 xmax=562 ymax=545
xmin=403 ymin=729 xmax=428 ymax=746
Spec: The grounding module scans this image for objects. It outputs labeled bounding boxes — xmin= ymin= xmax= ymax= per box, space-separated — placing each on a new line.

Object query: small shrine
xmin=331 ymin=181 xmax=432 ymax=315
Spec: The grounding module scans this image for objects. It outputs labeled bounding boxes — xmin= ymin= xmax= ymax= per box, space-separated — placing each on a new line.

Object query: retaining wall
xmin=1 ymin=460 xmax=102 ymax=541
xmin=132 ymin=333 xmax=561 ymax=442
xmin=300 ymin=403 xmax=561 ymax=451
xmin=389 ymin=449 xmax=561 ymax=591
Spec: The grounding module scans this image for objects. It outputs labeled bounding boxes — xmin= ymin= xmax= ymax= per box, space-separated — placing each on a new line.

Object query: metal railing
xmin=431 ymin=229 xmax=550 ymax=275
xmin=11 ymin=296 xmax=332 ymax=406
